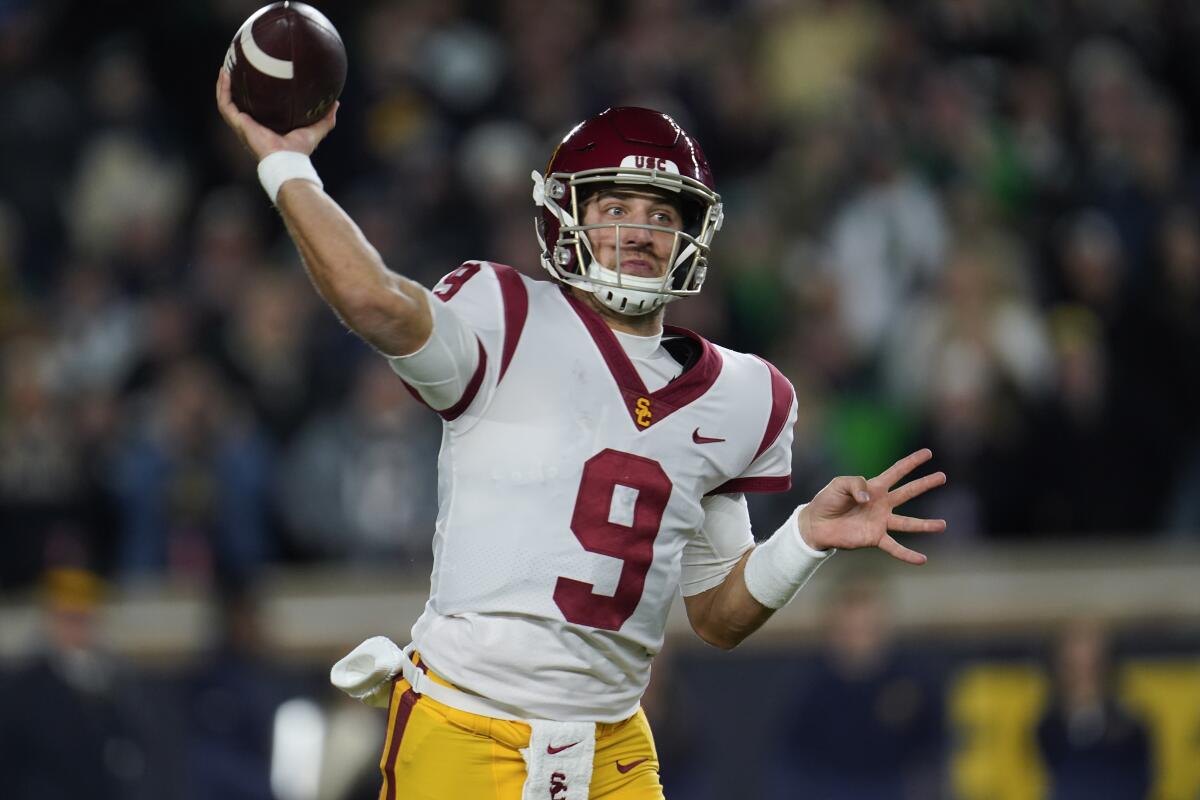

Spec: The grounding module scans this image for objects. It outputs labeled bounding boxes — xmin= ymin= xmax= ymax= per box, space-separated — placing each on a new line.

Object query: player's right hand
xmin=216 ymin=67 xmax=337 ymax=162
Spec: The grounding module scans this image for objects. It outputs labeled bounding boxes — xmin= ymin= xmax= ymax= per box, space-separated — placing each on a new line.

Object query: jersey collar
xmin=563 ymin=288 xmax=722 ymax=431
xmin=612 ymin=328 xmax=663 ymax=360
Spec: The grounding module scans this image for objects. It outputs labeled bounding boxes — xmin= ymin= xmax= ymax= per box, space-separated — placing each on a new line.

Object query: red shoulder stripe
xmin=490 ymin=264 xmax=528 ymax=384
xmin=754 ymin=356 xmax=794 ymax=461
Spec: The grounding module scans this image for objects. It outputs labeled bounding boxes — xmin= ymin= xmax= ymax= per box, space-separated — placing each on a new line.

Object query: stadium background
xmin=0 ymin=0 xmax=1198 ymax=798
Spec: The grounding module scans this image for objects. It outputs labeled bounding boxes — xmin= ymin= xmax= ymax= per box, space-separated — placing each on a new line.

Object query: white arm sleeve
xmin=386 ymin=287 xmax=481 ymax=411
xmin=680 ymin=493 xmax=756 ymax=597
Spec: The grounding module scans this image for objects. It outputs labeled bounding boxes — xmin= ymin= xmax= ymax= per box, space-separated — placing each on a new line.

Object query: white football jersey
xmin=393 ymin=262 xmax=796 ymax=722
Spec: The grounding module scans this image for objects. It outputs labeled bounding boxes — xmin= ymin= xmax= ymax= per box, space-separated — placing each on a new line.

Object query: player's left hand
xmin=799 ymin=449 xmax=946 ymax=564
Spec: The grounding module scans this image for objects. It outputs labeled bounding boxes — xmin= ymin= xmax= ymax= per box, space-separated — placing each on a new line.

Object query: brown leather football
xmin=224 ymin=2 xmax=346 ymax=134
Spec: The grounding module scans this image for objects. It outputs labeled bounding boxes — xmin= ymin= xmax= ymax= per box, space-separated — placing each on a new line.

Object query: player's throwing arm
xmin=215 ymin=6 xmax=433 ymax=359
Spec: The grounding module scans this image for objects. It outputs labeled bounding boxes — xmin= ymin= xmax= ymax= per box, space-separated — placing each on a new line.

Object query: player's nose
xmin=621 ymin=220 xmax=654 ymax=249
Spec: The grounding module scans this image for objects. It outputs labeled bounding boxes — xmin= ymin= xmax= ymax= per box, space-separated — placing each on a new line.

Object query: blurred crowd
xmin=2 ymin=566 xmax=1168 ymax=800
xmin=3 ymin=0 xmax=1200 ymax=592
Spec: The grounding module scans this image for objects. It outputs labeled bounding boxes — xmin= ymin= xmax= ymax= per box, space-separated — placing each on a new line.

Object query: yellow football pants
xmin=377 ymin=659 xmax=665 ymax=800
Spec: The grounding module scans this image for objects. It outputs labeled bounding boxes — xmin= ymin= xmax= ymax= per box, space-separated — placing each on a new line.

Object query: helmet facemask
xmin=533 ymin=165 xmax=723 ymax=315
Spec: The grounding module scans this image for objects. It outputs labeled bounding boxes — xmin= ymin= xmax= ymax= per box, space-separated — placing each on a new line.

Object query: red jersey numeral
xmin=432 ymin=263 xmax=482 ymax=302
xmin=553 ymin=449 xmax=672 ymax=631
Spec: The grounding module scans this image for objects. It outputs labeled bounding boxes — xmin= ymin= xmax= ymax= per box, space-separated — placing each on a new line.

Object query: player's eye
xmin=604 ymin=205 xmax=626 ymax=218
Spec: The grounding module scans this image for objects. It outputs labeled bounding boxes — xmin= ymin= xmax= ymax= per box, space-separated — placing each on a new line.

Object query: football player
xmin=216 ymin=68 xmax=947 ymax=800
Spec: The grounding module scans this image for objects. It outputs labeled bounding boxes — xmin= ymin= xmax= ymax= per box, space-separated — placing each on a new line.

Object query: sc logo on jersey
xmin=635 ymin=397 xmax=652 ymax=427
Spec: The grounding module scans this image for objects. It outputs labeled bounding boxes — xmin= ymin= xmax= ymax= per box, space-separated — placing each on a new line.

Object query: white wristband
xmin=257 ymin=150 xmax=323 ymax=204
xmin=743 ymin=504 xmax=835 ymax=609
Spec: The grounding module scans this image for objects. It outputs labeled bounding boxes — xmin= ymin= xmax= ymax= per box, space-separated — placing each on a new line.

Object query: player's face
xmin=580 ymin=190 xmax=683 ymax=278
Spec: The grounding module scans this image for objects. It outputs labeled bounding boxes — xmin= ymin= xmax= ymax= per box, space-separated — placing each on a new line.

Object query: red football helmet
xmin=532 ymin=107 xmax=724 ymax=315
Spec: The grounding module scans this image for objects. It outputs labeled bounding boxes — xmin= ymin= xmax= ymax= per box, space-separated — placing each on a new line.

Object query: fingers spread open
xmin=874 ymin=448 xmax=933 ymax=489
xmin=889 ymin=471 xmax=947 ymax=506
xmin=887 ymin=513 xmax=947 ymax=533
xmin=878 ymin=534 xmax=927 ymax=565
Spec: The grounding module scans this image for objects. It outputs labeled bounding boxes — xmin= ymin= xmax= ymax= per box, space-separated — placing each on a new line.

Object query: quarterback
xmin=217 ymin=68 xmax=947 ymax=800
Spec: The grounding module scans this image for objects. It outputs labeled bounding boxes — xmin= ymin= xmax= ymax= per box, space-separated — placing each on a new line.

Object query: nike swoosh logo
xmin=616 ymin=758 xmax=649 ymax=774
xmin=692 ymin=427 xmax=725 ymax=444
xmin=546 ymin=741 xmax=580 ymax=754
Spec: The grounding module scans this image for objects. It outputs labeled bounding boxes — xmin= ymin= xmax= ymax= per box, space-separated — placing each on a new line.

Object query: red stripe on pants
xmin=382 ymin=689 xmax=418 ymax=800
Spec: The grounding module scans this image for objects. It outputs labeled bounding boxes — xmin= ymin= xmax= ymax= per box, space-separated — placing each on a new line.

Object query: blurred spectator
xmin=65 ymin=126 xmax=189 ymax=293
xmin=6 ymin=2 xmax=1200 ymax=797
xmin=1068 ymin=38 xmax=1193 ymax=275
xmin=640 ymin=645 xmax=709 ymax=800
xmin=1036 ymin=619 xmax=1152 ymax=800
xmin=757 ymin=0 xmax=886 ymax=120
xmin=824 ymin=123 xmax=948 ymax=359
xmin=499 ymin=1 xmax=598 ymax=135
xmin=885 ymin=244 xmax=1052 ymax=412
xmin=769 ymin=574 xmax=945 ymax=800
xmin=455 ymin=118 xmax=544 ymax=269
xmin=46 ymin=260 xmax=139 ymax=395
xmin=0 ymin=200 xmax=30 ymax=330
xmin=120 ymin=289 xmax=201 ymax=396
xmin=1151 ymin=205 xmax=1200 ymax=535
xmin=717 ymin=199 xmax=790 ymax=356
xmin=182 ymin=579 xmax=305 ymax=800
xmin=0 ymin=335 xmax=90 ymax=589
xmin=1149 ymin=205 xmax=1200 ymax=437
xmin=210 ymin=268 xmax=323 ymax=446
xmin=0 ymin=567 xmax=176 ymax=799
xmin=1053 ymin=210 xmax=1124 ymax=313
xmin=5 ymin=0 xmax=1200 ymax=587
xmin=1166 ymin=447 xmax=1200 ymax=537
xmin=277 ymin=358 xmax=439 ymax=566
xmin=64 ymin=39 xmax=189 ymax=292
xmin=0 ymin=3 xmax=82 ymax=290
xmin=1004 ymin=63 xmax=1072 ymax=205
xmin=113 ymin=358 xmax=272 ymax=583
xmin=186 ymin=186 xmax=270 ymax=332
xmin=886 ymin=244 xmax=1052 ymax=536
xmin=1025 ymin=303 xmax=1167 ymax=535
xmin=1023 ymin=305 xmax=1120 ymax=532
xmin=1031 ymin=211 xmax=1175 ymax=532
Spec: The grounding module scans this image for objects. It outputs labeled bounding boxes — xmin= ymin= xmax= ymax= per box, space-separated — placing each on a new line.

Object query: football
xmin=224 ymin=1 xmax=347 ymax=134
